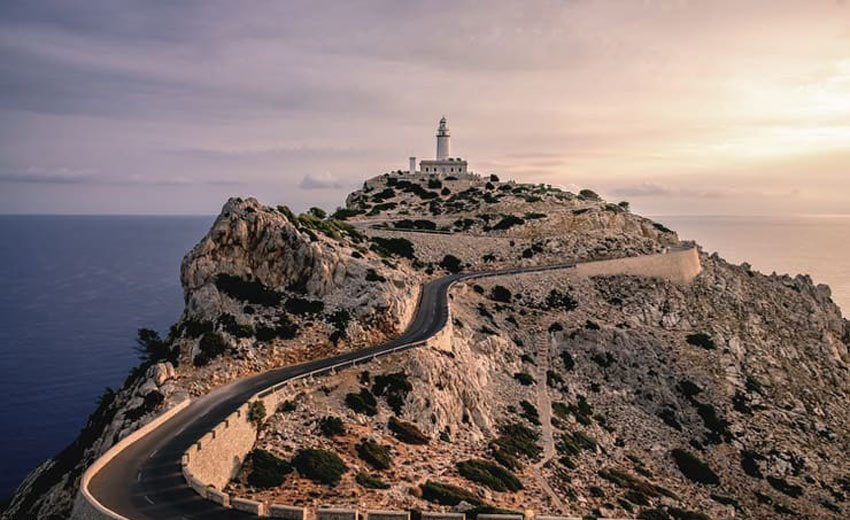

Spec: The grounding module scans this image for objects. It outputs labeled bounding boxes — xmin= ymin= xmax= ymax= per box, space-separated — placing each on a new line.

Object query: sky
xmin=1 ymin=0 xmax=849 ymax=216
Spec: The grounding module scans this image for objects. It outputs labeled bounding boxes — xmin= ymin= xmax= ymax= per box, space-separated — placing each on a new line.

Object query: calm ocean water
xmin=0 ymin=214 xmax=847 ymax=501
xmin=654 ymin=215 xmax=850 ymax=315
xmin=0 ymin=215 xmax=213 ymax=501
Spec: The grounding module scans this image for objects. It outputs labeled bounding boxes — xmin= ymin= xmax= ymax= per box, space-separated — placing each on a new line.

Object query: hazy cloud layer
xmin=1 ymin=1 xmax=848 ymax=215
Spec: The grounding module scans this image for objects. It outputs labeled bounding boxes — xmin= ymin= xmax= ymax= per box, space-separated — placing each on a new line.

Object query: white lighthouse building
xmin=414 ymin=117 xmax=469 ymax=176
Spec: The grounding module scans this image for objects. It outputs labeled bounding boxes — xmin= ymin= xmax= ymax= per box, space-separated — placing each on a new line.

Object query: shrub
xmin=598 ymin=468 xmax=678 ymax=500
xmin=247 ymin=400 xmax=266 ymax=429
xmin=546 ymin=370 xmax=564 ymax=388
xmin=331 ymin=207 xmax=364 ymax=220
xmin=456 ymin=459 xmax=522 ymax=492
xmin=135 ymin=328 xmax=174 ymax=364
xmin=421 ymin=480 xmax=483 ymax=506
xmin=388 ymin=416 xmax=429 ymax=444
xmin=653 ymin=222 xmax=674 ymax=234
xmin=357 ymin=440 xmax=393 ymax=470
xmin=373 ymin=371 xmax=412 ymax=415
xmin=671 ymin=449 xmax=720 ymax=485
xmin=513 ymin=372 xmax=535 ymax=386
xmin=490 ymin=285 xmax=512 ymax=303
xmin=440 ymin=254 xmax=463 ymax=273
xmin=319 ymin=416 xmax=345 ymax=437
xmin=560 ymin=351 xmax=575 ymax=371
xmin=558 ymin=430 xmax=597 ymax=456
xmin=490 ymin=174 xmax=500 ymax=182
xmin=292 ymin=449 xmax=347 ymax=485
xmin=255 ymin=317 xmax=298 ymax=342
xmin=345 ymin=388 xmax=378 ymax=416
xmin=492 ymin=215 xmax=525 ymax=231
xmin=578 ymin=189 xmax=601 ymax=201
xmin=545 ymin=289 xmax=578 ymax=311
xmin=740 ymin=449 xmax=764 ymax=479
xmin=428 ymin=179 xmax=443 ymax=189
xmin=217 ymin=313 xmax=253 ymax=338
xmin=215 ymin=274 xmax=283 ymax=306
xmin=494 ymin=422 xmax=541 ymax=459
xmin=182 ymin=318 xmax=213 ymax=339
xmin=696 ymin=403 xmax=732 ymax=443
xmin=194 ymin=332 xmax=228 ymax=366
xmin=356 ymin=472 xmax=390 ymax=489
xmin=247 ymin=449 xmax=292 ymax=488
xmin=519 ymin=400 xmax=540 ymax=425
xmin=372 ymin=237 xmax=415 ymax=259
xmin=285 ymin=296 xmax=324 ymax=315
xmin=686 ymin=333 xmax=715 ymax=350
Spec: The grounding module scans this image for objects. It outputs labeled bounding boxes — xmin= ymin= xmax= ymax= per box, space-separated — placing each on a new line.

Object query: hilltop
xmin=4 ymin=172 xmax=849 ymax=520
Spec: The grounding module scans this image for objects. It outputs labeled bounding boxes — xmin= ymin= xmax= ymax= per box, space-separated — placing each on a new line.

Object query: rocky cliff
xmin=4 ymin=174 xmax=848 ymax=520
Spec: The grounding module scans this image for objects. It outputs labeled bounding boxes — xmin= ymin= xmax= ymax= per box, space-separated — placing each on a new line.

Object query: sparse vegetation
xmin=247 ymin=400 xmax=266 ymax=430
xmin=193 ymin=332 xmax=228 ymax=366
xmin=493 ymin=422 xmax=541 ymax=459
xmin=318 ymin=416 xmax=345 ymax=437
xmin=388 ymin=416 xmax=429 ymax=444
xmin=373 ymin=371 xmax=412 ymax=415
xmin=372 ymin=237 xmax=416 ymax=259
xmin=357 ymin=440 xmax=393 ymax=470
xmin=356 ymin=472 xmax=390 ymax=489
xmin=440 ymin=254 xmax=463 ymax=273
xmin=456 ymin=459 xmax=523 ymax=492
xmin=513 ymin=372 xmax=535 ymax=386
xmin=292 ymin=449 xmax=348 ymax=485
xmin=686 ymin=333 xmax=716 ymax=350
xmin=345 ymin=388 xmax=378 ymax=416
xmin=215 ymin=274 xmax=283 ymax=306
xmin=421 ymin=480 xmax=483 ymax=506
xmin=519 ymin=400 xmax=540 ymax=425
xmin=247 ymin=448 xmax=292 ymax=488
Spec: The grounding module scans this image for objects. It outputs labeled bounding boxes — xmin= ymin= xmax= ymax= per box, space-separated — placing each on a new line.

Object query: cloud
xmin=298 ymin=172 xmax=347 ymax=190
xmin=0 ymin=167 xmax=237 ymax=186
xmin=611 ymin=182 xmax=724 ymax=199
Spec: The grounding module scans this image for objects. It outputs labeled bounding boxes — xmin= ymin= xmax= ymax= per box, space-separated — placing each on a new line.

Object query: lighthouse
xmin=436 ymin=116 xmax=451 ymax=160
xmin=418 ymin=117 xmax=469 ymax=176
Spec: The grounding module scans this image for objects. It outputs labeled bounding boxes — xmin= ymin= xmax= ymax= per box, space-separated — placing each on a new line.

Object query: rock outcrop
xmin=4 ymin=174 xmax=848 ymax=520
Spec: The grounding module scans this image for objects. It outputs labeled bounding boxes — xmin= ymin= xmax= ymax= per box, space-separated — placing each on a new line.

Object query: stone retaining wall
xmin=574 ymin=246 xmax=700 ymax=284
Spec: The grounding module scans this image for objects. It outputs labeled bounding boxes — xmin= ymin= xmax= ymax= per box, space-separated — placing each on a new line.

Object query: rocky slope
xmin=4 ymin=173 xmax=848 ymax=520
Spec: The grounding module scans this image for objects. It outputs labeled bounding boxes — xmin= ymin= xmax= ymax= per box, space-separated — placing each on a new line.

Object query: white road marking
xmin=144 ymin=495 xmax=154 ymax=505
xmin=136 ymin=471 xmax=142 ymax=482
xmin=148 ymin=448 xmax=158 ymax=459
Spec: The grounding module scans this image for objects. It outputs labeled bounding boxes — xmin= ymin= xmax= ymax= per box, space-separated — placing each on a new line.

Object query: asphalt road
xmin=88 ymin=261 xmax=578 ymax=519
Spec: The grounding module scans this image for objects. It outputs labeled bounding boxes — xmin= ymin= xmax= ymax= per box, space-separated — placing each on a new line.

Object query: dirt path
xmin=533 ymin=329 xmax=567 ymax=513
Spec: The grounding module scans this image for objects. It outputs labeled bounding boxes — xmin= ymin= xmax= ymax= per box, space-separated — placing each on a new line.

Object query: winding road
xmin=86 ymin=261 xmax=581 ymax=520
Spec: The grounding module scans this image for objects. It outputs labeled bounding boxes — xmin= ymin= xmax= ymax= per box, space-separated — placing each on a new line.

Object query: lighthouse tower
xmin=418 ymin=116 xmax=469 ymax=176
xmin=436 ymin=116 xmax=451 ymax=160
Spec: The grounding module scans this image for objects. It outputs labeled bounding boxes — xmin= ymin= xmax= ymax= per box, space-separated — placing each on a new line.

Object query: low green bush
xmin=285 ymin=296 xmax=324 ymax=315
xmin=193 ymin=332 xmax=228 ymax=366
xmin=292 ymin=449 xmax=347 ymax=485
xmin=357 ymin=440 xmax=393 ymax=470
xmin=215 ymin=274 xmax=283 ymax=306
xmin=247 ymin=448 xmax=292 ymax=488
xmin=519 ymin=400 xmax=540 ymax=425
xmin=685 ymin=333 xmax=715 ymax=350
xmin=421 ymin=480 xmax=483 ymax=506
xmin=373 ymin=371 xmax=412 ymax=415
xmin=371 ymin=237 xmax=416 ymax=259
xmin=492 ymin=215 xmax=525 ymax=231
xmin=493 ymin=422 xmax=541 ymax=459
xmin=388 ymin=416 xmax=429 ymax=444
xmin=545 ymin=289 xmax=578 ymax=311
xmin=345 ymin=388 xmax=378 ymax=416
xmin=490 ymin=285 xmax=512 ymax=303
xmin=513 ymin=372 xmax=535 ymax=386
xmin=356 ymin=472 xmax=390 ymax=489
xmin=457 ymin=459 xmax=522 ymax=492
xmin=246 ymin=400 xmax=267 ymax=430
xmin=319 ymin=416 xmax=345 ymax=437
xmin=440 ymin=254 xmax=463 ymax=273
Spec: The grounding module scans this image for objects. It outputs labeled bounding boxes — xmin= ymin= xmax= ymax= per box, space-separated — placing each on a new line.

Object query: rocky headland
xmin=4 ymin=172 xmax=849 ymax=520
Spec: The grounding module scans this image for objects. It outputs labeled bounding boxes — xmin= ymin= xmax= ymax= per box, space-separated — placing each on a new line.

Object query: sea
xmin=0 ymin=214 xmax=847 ymax=501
